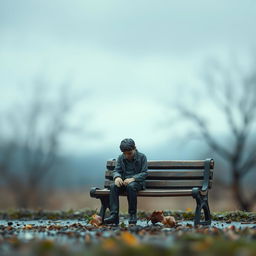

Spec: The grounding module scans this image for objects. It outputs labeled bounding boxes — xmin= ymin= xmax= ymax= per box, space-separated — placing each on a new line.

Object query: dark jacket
xmin=112 ymin=149 xmax=148 ymax=189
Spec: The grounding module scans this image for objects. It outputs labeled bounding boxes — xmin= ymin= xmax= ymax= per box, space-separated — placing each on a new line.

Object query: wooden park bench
xmin=90 ymin=158 xmax=214 ymax=226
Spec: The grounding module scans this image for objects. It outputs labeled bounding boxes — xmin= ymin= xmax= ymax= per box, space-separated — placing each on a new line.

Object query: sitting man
xmin=104 ymin=138 xmax=148 ymax=225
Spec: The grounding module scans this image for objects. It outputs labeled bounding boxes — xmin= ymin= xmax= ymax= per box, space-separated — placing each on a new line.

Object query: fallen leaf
xmin=23 ymin=224 xmax=33 ymax=230
xmin=192 ymin=237 xmax=214 ymax=251
xmin=148 ymin=210 xmax=164 ymax=224
xmin=227 ymin=225 xmax=236 ymax=231
xmin=102 ymin=238 xmax=117 ymax=251
xmin=162 ymin=216 xmax=176 ymax=227
xmin=89 ymin=214 xmax=102 ymax=227
xmin=120 ymin=231 xmax=139 ymax=246
xmin=226 ymin=230 xmax=240 ymax=240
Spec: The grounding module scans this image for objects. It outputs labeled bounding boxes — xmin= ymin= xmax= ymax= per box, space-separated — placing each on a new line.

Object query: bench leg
xmin=90 ymin=187 xmax=110 ymax=221
xmin=192 ymin=188 xmax=211 ymax=226
xmin=99 ymin=196 xmax=110 ymax=221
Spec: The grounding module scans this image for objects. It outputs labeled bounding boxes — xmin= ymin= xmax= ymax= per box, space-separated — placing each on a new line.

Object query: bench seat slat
xmin=104 ymin=180 xmax=212 ymax=189
xmin=93 ymin=188 xmax=193 ymax=197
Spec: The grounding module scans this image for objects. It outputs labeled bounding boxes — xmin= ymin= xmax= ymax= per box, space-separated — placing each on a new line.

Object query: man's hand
xmin=123 ymin=177 xmax=135 ymax=186
xmin=114 ymin=177 xmax=124 ymax=187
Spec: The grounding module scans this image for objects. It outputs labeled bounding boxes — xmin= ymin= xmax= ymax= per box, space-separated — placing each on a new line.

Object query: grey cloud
xmin=1 ymin=0 xmax=256 ymax=57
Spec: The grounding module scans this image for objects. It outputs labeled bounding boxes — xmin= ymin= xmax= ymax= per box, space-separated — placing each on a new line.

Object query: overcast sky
xmin=1 ymin=0 xmax=256 ymax=156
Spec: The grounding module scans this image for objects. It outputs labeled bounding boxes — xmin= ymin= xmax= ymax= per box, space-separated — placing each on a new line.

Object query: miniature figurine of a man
xmin=104 ymin=138 xmax=148 ymax=225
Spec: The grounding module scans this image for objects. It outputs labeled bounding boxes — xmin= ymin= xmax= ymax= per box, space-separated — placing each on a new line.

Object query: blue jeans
xmin=109 ymin=181 xmax=143 ymax=215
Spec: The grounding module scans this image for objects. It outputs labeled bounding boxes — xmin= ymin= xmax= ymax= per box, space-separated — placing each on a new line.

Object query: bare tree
xmin=168 ymin=56 xmax=256 ymax=211
xmin=0 ymin=79 xmax=91 ymax=208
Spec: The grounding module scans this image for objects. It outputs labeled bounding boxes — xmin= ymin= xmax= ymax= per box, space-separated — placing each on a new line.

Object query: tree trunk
xmin=232 ymin=170 xmax=251 ymax=211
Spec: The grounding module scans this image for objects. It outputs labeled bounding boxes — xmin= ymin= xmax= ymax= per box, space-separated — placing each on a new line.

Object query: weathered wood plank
xmin=104 ymin=180 xmax=212 ymax=189
xmin=105 ymin=170 xmax=213 ymax=180
xmin=93 ymin=188 xmax=193 ymax=197
xmin=106 ymin=159 xmax=214 ymax=170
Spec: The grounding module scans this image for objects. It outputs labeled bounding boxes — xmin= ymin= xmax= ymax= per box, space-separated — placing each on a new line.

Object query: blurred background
xmin=0 ymin=0 xmax=256 ymax=212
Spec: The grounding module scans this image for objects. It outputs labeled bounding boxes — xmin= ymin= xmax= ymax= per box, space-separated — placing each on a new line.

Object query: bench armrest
xmin=200 ymin=158 xmax=213 ymax=195
xmin=90 ymin=186 xmax=102 ymax=198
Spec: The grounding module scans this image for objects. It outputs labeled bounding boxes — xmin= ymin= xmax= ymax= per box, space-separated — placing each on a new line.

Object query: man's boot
xmin=104 ymin=214 xmax=119 ymax=225
xmin=128 ymin=213 xmax=137 ymax=225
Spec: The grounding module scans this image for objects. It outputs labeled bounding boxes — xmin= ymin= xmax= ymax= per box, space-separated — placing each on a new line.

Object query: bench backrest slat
xmin=106 ymin=160 xmax=214 ymax=170
xmin=105 ymin=170 xmax=213 ymax=180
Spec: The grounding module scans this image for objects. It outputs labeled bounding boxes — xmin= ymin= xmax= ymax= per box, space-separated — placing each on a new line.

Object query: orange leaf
xmin=23 ymin=224 xmax=33 ymax=230
xmin=120 ymin=231 xmax=139 ymax=246
xmin=148 ymin=210 xmax=164 ymax=224
xmin=161 ymin=216 xmax=176 ymax=227
xmin=89 ymin=214 xmax=102 ymax=227
xmin=102 ymin=238 xmax=118 ymax=251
